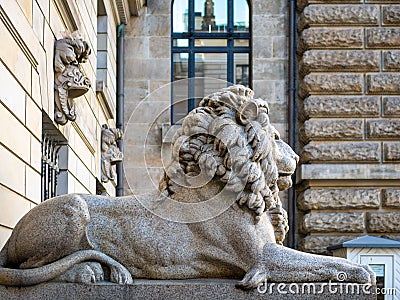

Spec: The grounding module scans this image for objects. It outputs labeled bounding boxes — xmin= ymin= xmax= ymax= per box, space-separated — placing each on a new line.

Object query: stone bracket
xmin=54 ymin=32 xmax=91 ymax=125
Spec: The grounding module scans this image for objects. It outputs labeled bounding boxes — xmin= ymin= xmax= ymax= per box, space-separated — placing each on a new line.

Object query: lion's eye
xmin=258 ymin=112 xmax=269 ymax=126
xmin=274 ymin=132 xmax=280 ymax=140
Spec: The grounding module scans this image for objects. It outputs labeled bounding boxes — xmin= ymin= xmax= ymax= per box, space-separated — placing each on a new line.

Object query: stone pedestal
xmin=0 ymin=279 xmax=377 ymax=299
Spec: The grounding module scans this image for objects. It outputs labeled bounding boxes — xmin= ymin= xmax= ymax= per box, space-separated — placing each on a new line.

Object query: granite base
xmin=0 ymin=279 xmax=377 ymax=300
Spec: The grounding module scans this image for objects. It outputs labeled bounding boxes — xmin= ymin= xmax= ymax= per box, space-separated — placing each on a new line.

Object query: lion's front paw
xmin=236 ymin=265 xmax=268 ymax=290
xmin=109 ymin=264 xmax=133 ymax=284
xmin=362 ymin=264 xmax=376 ymax=284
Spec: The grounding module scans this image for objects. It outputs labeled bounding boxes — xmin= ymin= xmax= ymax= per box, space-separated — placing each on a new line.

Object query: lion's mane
xmin=160 ymin=85 xmax=288 ymax=243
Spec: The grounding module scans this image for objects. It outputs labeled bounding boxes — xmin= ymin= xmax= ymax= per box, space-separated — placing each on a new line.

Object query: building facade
xmin=0 ymin=0 xmax=135 ymax=248
xmin=0 ymin=0 xmax=399 ymax=254
xmin=297 ymin=1 xmax=400 ymax=254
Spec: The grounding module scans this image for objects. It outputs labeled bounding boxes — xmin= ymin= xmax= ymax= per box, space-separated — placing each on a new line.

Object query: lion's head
xmin=160 ymin=85 xmax=298 ymax=243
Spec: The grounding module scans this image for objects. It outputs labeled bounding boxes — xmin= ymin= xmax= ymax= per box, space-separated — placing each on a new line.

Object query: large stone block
xmin=367 ymin=120 xmax=400 ymax=138
xmin=383 ymin=97 xmax=400 ymax=116
xmin=382 ymin=189 xmax=400 ymax=208
xmin=147 ymin=0 xmax=171 ymax=15
xmin=299 ymin=163 xmax=400 ymax=181
xmin=124 ymin=58 xmax=170 ymax=80
xmin=272 ymin=36 xmax=287 ymax=58
xmin=383 ymin=5 xmax=400 ymax=25
xmin=126 ymin=14 xmax=170 ymax=37
xmin=302 ymin=96 xmax=379 ymax=118
xmin=0 ymin=281 xmax=376 ymax=300
xmin=124 ymin=123 xmax=162 ymax=146
xmin=32 ymin=0 xmax=44 ymax=43
xmin=299 ymin=0 xmax=361 ymax=12
xmin=301 ymin=50 xmax=379 ymax=73
xmin=252 ymin=15 xmax=286 ymax=37
xmin=124 ymin=166 xmax=163 ymax=193
xmin=123 ymin=100 xmax=169 ymax=124
xmin=0 ymin=185 xmax=31 ymax=228
xmin=0 ymin=102 xmax=31 ymax=164
xmin=384 ymin=142 xmax=400 ymax=161
xmin=299 ymin=28 xmax=363 ymax=52
xmin=298 ymin=189 xmax=380 ymax=211
xmin=367 ymin=73 xmax=400 ymax=94
xmin=302 ymin=212 xmax=365 ymax=234
xmin=124 ymin=37 xmax=149 ymax=59
xmin=124 ymin=80 xmax=150 ymax=103
xmin=25 ymin=96 xmax=42 ymax=140
xmin=302 ymin=5 xmax=379 ymax=26
xmin=253 ymin=0 xmax=287 ymax=15
xmin=301 ymin=119 xmax=363 ymax=142
xmin=302 ymin=142 xmax=380 ymax=162
xmin=149 ymin=37 xmax=170 ymax=58
xmin=30 ymin=136 xmax=42 ymax=174
xmin=367 ymin=212 xmax=400 ymax=233
xmin=124 ymin=145 xmax=163 ymax=168
xmin=0 ymin=145 xmax=26 ymax=196
xmin=299 ymin=28 xmax=363 ymax=51
xmin=366 ymin=28 xmax=400 ymax=48
xmin=25 ymin=165 xmax=41 ymax=203
xmin=299 ymin=235 xmax=354 ymax=255
xmin=253 ymin=37 xmax=273 ymax=59
xmin=383 ymin=51 xmax=400 ymax=70
xmin=0 ymin=62 xmax=26 ymax=123
xmin=252 ymin=59 xmax=286 ymax=81
xmin=301 ymin=74 xmax=363 ymax=97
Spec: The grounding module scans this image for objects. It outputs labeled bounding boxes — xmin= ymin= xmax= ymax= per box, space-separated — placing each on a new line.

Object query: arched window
xmin=171 ymin=0 xmax=251 ymax=123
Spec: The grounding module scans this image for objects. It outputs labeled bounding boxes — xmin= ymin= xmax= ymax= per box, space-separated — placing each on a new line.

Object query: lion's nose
xmin=294 ymin=153 xmax=299 ymax=163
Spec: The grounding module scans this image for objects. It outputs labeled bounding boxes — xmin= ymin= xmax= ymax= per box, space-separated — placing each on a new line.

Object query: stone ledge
xmin=0 ymin=280 xmax=376 ymax=300
xmin=298 ymin=163 xmax=400 ymax=181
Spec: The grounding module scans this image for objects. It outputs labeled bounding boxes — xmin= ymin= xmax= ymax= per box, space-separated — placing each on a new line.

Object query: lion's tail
xmin=0 ymin=246 xmax=119 ymax=286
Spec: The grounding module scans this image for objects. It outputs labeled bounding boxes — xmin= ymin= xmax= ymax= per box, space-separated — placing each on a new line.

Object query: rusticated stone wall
xmin=297 ymin=1 xmax=400 ymax=254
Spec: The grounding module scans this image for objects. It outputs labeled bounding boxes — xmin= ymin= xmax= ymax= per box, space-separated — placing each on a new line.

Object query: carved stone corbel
xmin=101 ymin=125 xmax=123 ymax=183
xmin=54 ymin=32 xmax=91 ymax=125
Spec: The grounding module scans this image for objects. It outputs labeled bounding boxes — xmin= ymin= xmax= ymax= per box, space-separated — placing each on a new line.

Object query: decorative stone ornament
xmin=0 ymin=86 xmax=375 ymax=290
xmin=101 ymin=125 xmax=123 ymax=183
xmin=54 ymin=32 xmax=91 ymax=125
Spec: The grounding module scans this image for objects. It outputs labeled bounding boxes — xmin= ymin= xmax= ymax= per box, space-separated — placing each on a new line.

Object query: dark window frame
xmin=171 ymin=0 xmax=252 ymax=124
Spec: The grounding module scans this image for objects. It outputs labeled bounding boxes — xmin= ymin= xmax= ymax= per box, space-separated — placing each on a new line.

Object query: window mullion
xmin=188 ymin=0 xmax=195 ymax=112
xmin=227 ymin=0 xmax=234 ymax=84
xmin=228 ymin=0 xmax=233 ymax=29
xmin=227 ymin=43 xmax=234 ymax=84
xmin=188 ymin=51 xmax=195 ymax=111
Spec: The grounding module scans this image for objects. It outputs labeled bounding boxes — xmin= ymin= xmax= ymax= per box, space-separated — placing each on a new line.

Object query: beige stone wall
xmin=253 ymin=0 xmax=288 ymax=138
xmin=297 ymin=0 xmax=400 ymax=254
xmin=123 ymin=0 xmax=171 ymax=195
xmin=0 ymin=0 xmax=124 ymax=247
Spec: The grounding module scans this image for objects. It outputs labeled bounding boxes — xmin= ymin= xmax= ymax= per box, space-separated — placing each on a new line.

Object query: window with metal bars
xmin=171 ymin=0 xmax=251 ymax=124
xmin=41 ymin=114 xmax=67 ymax=201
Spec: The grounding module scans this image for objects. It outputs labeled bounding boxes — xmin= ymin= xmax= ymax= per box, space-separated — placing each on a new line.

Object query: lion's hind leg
xmin=0 ymin=249 xmax=133 ymax=286
xmin=8 ymin=194 xmax=92 ymax=268
xmin=63 ymin=250 xmax=133 ymax=284
xmin=54 ymin=262 xmax=104 ymax=284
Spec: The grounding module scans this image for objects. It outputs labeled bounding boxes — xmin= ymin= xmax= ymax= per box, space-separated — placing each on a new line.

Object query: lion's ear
xmin=237 ymin=101 xmax=258 ymax=124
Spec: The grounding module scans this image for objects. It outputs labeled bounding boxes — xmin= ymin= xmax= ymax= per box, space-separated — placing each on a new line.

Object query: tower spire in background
xmin=201 ymin=0 xmax=216 ymax=31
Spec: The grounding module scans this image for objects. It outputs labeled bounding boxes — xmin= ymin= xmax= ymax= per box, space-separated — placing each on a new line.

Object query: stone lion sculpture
xmin=0 ymin=85 xmax=374 ymax=288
